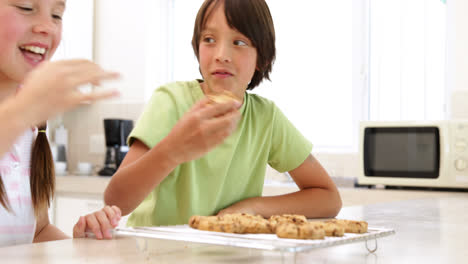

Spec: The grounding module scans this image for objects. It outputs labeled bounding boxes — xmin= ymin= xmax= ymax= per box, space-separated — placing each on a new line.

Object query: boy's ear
xmin=256 ymin=64 xmax=265 ymax=72
xmin=256 ymin=59 xmax=272 ymax=72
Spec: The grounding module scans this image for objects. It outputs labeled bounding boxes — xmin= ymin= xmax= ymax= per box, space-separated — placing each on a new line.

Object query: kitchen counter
xmin=2 ymin=193 xmax=468 ymax=263
xmin=56 ymin=175 xmax=465 ymax=206
xmin=0 ymin=189 xmax=468 ymax=264
xmin=56 ymin=175 xmax=110 ymax=196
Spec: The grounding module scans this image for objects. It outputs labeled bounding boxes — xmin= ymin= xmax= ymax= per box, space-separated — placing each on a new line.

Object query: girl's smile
xmin=19 ymin=42 xmax=49 ymax=67
xmin=0 ymin=0 xmax=64 ymax=84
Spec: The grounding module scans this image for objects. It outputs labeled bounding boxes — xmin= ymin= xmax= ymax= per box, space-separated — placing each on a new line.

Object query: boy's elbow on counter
xmin=103 ymin=189 xmax=116 ymax=212
xmin=330 ymin=197 xmax=342 ymax=218
xmin=104 ymin=188 xmax=132 ymax=216
xmin=328 ymin=190 xmax=343 ymax=218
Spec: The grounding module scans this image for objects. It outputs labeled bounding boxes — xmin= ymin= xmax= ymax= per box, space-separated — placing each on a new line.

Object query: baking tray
xmin=114 ymin=225 xmax=395 ymax=253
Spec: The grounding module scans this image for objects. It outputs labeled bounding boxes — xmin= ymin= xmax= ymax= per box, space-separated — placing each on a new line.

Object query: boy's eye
xmin=234 ymin=40 xmax=247 ymax=46
xmin=52 ymin=14 xmax=62 ymax=20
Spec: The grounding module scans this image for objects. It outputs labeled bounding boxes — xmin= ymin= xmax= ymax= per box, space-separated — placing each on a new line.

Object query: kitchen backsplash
xmin=451 ymin=90 xmax=468 ymax=118
xmin=54 ymin=102 xmax=145 ymax=174
xmin=51 ymin=102 xmax=360 ymax=180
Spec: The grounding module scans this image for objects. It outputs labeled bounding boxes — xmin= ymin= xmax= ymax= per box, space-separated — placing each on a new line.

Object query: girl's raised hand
xmin=73 ymin=205 xmax=121 ymax=239
xmin=163 ymin=97 xmax=242 ymax=165
xmin=16 ymin=59 xmax=120 ymax=126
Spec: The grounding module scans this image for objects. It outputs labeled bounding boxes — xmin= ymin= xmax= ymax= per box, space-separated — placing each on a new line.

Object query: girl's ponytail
xmin=30 ymin=124 xmax=55 ymax=215
xmin=0 ymin=178 xmax=10 ymax=211
xmin=0 ymin=125 xmax=55 ymax=212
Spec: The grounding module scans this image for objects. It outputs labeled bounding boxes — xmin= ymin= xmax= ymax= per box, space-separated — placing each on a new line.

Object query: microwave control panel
xmin=452 ymin=122 xmax=468 ymax=173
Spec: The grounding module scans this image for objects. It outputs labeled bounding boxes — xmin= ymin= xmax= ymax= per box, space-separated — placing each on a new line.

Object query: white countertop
xmin=55 ymin=175 xmax=110 ymax=195
xmin=2 ymin=192 xmax=468 ymax=263
xmin=56 ymin=175 xmax=463 ymax=207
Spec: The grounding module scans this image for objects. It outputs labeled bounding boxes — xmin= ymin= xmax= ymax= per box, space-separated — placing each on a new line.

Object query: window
xmin=145 ymin=0 xmax=205 ymax=99
xmin=368 ymin=0 xmax=447 ymax=121
xmin=145 ymin=0 xmax=447 ymax=152
xmin=52 ymin=0 xmax=94 ymax=93
xmin=256 ymin=1 xmax=354 ymax=150
xmin=149 ymin=0 xmax=356 ymax=150
xmin=52 ymin=0 xmax=94 ymax=61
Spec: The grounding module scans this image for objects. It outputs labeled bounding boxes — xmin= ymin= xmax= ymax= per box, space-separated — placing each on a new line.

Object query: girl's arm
xmin=104 ymin=99 xmax=241 ymax=216
xmin=0 ymin=60 xmax=119 ymax=157
xmin=0 ymin=98 xmax=31 ymax=156
xmin=33 ymin=206 xmax=68 ymax=243
xmin=33 ymin=205 xmax=122 ymax=242
xmin=73 ymin=205 xmax=121 ymax=239
xmin=218 ymin=155 xmax=342 ymax=218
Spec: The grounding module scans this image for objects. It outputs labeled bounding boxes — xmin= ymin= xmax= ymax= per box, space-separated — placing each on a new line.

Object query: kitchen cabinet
xmin=53 ymin=195 xmax=104 ymax=236
xmin=52 ymin=176 xmax=129 ymax=236
xmin=52 ymin=194 xmax=130 ymax=237
xmin=49 ymin=194 xmax=129 ymax=237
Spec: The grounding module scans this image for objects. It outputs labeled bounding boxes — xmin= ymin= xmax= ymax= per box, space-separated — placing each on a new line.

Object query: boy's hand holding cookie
xmin=206 ymin=90 xmax=241 ymax=105
xmin=164 ymin=95 xmax=241 ymax=165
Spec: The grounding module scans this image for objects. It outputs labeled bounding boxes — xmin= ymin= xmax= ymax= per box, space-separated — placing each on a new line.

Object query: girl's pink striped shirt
xmin=0 ymin=129 xmax=35 ymax=247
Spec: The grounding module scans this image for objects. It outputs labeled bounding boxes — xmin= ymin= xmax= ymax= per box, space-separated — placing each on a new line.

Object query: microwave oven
xmin=358 ymin=120 xmax=468 ymax=189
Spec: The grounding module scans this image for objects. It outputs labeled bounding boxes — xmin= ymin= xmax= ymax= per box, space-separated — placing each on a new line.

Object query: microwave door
xmin=364 ymin=127 xmax=440 ymax=179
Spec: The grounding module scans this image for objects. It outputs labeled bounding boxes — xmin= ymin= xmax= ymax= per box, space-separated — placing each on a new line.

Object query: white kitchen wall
xmin=61 ymin=0 xmax=150 ymax=172
xmin=89 ymin=0 xmax=468 ymax=120
xmin=53 ymin=0 xmax=93 ymax=61
xmin=89 ymin=0 xmax=468 ymax=108
xmin=368 ymin=0 xmax=446 ymax=121
xmin=93 ymin=0 xmax=148 ymax=103
xmin=447 ymin=0 xmax=468 ymax=118
xmin=61 ymin=0 xmax=468 ymax=178
xmin=450 ymin=0 xmax=468 ymax=92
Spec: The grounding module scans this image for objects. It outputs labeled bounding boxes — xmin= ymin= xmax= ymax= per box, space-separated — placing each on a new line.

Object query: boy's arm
xmin=218 ymin=154 xmax=342 ymax=218
xmin=104 ymin=139 xmax=179 ymax=216
xmin=104 ymin=99 xmax=241 ymax=216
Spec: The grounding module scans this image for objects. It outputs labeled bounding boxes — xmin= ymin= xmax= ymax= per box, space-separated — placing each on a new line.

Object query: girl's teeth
xmin=21 ymin=46 xmax=46 ymax=55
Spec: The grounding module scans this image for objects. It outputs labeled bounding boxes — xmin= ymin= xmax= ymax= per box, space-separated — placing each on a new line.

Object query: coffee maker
xmin=98 ymin=119 xmax=134 ymax=176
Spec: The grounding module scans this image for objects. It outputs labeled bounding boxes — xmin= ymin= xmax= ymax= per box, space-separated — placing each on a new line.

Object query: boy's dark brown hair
xmin=192 ymin=0 xmax=276 ymax=90
xmin=0 ymin=124 xmax=55 ymax=215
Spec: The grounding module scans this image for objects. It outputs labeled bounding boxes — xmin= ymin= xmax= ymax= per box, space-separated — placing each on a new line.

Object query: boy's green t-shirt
xmin=127 ymin=80 xmax=312 ymax=226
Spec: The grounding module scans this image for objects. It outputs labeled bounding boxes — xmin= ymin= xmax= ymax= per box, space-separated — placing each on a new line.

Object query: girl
xmin=105 ymin=0 xmax=342 ymax=227
xmin=0 ymin=0 xmax=121 ymax=246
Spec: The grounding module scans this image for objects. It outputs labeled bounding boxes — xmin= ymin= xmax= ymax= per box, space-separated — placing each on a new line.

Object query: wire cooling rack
xmin=114 ymin=225 xmax=395 ymax=253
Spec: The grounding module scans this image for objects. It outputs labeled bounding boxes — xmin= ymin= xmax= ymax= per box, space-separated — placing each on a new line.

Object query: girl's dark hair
xmin=192 ymin=0 xmax=276 ymax=90
xmin=0 ymin=124 xmax=55 ymax=215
